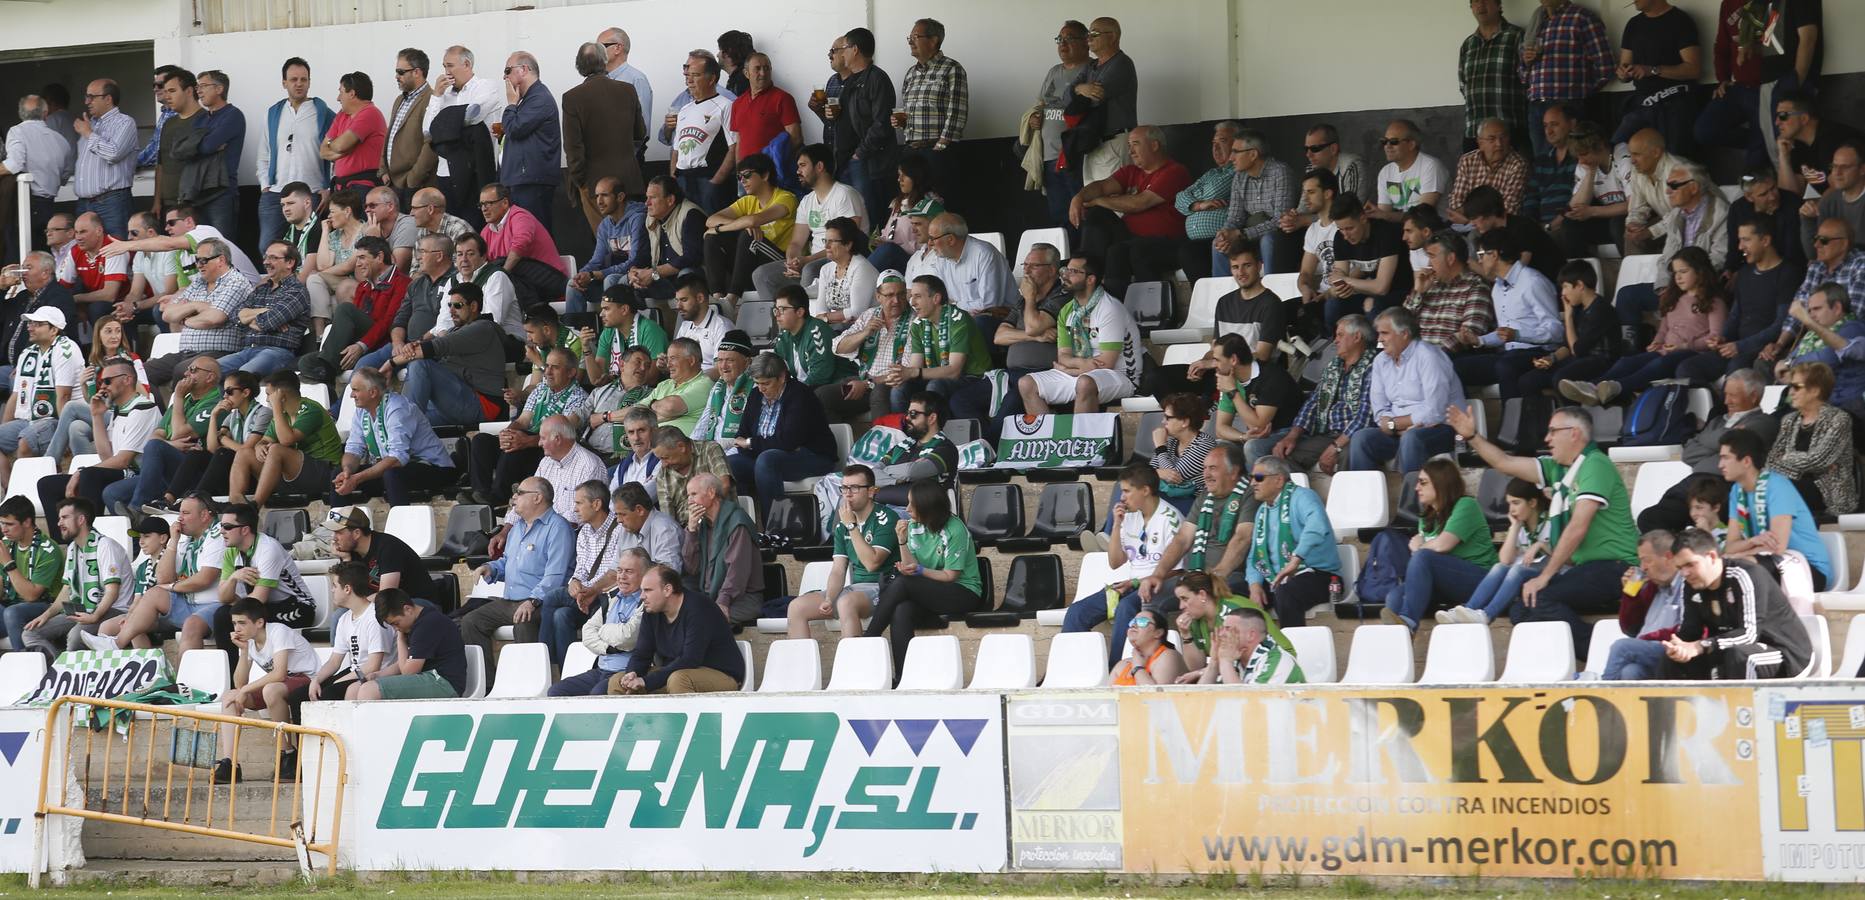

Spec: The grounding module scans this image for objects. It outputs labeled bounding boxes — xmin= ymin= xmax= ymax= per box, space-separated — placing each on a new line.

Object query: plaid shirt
xmin=1175 ymin=165 xmax=1236 ymax=241
xmin=1518 ymin=0 xmax=1613 ymax=103
xmin=1222 ymin=159 xmax=1296 ymax=240
xmin=176 ymin=270 xmax=255 ymax=355
xmin=1527 ymin=147 xmax=1577 ymax=224
xmin=1450 ymin=149 xmax=1529 ymax=215
xmin=1797 ymin=250 xmax=1865 ymax=307
xmin=571 ymin=514 xmax=625 ymax=586
xmin=1290 ymin=351 xmax=1375 ymax=439
xmin=1404 ymin=271 xmax=1494 ymax=352
xmin=239 ymin=275 xmax=310 ymax=351
xmin=1459 ymin=21 xmax=1529 ymax=136
xmin=900 ymin=54 xmax=968 ymax=144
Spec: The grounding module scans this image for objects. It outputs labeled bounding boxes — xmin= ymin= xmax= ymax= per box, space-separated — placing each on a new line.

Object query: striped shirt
xmin=1449 ymin=148 xmax=1530 ymax=215
xmin=1404 ymin=271 xmax=1494 ymax=352
xmin=1238 ymin=635 xmax=1305 ymax=684
xmin=74 ymin=107 xmax=139 ymax=197
xmin=1151 ymin=431 xmax=1215 ymax=499
xmin=3 ymin=121 xmax=72 ymax=198
xmin=900 ymin=54 xmax=968 ymax=145
xmin=1527 ymin=147 xmax=1577 ymax=224
xmin=1458 ymin=21 xmax=1529 ymax=137
xmin=176 ymin=270 xmax=256 ymax=355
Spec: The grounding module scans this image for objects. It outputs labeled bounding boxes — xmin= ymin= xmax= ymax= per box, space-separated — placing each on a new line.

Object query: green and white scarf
xmin=1251 ymin=484 xmax=1299 ymax=581
xmin=64 ymin=532 xmax=108 ymax=613
xmin=1188 ymin=487 xmax=1249 ymax=571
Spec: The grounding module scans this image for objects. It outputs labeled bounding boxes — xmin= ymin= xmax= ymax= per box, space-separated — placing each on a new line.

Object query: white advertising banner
xmin=0 ymin=706 xmax=47 ymax=873
xmin=1756 ymin=684 xmax=1865 ymax=882
xmin=342 ymin=693 xmax=1007 ymax=872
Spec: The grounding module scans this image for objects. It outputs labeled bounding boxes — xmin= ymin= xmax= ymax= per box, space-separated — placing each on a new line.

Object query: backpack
xmin=1619 ymin=383 xmax=1694 ymax=447
xmin=1351 ymin=528 xmax=1413 ymax=615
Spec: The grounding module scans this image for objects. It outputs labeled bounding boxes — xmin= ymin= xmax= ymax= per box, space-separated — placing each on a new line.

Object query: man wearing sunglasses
xmin=497 ymin=51 xmax=562 ymax=229
xmin=1775 ymin=91 xmax=1859 ymax=198
xmin=1370 ymin=119 xmax=1448 ymax=223
xmin=42 ymin=358 xmax=160 ymax=524
xmin=143 ymin=237 xmax=254 ymax=389
xmin=381 ymin=49 xmax=438 ymax=205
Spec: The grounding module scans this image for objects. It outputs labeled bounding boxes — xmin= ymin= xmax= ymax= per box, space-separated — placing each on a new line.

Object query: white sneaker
xmin=1466 ymin=608 xmax=1492 ymax=624
xmin=1434 ymin=609 xmax=1459 ymax=625
xmin=79 ymin=630 xmax=118 ymax=653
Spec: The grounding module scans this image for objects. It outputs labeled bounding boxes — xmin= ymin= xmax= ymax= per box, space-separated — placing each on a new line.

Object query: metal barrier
xmin=29 ymin=696 xmax=347 ymax=885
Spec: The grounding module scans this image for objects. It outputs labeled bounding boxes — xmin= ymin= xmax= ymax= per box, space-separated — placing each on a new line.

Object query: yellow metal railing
xmin=31 ymin=697 xmax=346 ymax=883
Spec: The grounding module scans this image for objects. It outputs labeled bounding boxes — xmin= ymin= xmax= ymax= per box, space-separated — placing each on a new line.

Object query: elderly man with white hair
xmin=1 ymin=94 xmax=73 ymax=260
xmin=1070 ymin=125 xmax=1193 ymax=300
xmin=459 ymin=474 xmax=575 ymax=661
xmin=422 ymin=45 xmax=505 ymax=229
xmin=680 ymin=470 xmax=763 ymax=625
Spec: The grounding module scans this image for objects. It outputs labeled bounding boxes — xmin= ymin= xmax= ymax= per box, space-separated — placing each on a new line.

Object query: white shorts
xmin=1025 ymin=367 xmax=1136 ymax=405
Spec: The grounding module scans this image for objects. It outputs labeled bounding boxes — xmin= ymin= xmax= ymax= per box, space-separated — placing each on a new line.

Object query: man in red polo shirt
xmin=1068 ymin=125 xmax=1192 ymax=299
xmin=729 ymin=52 xmax=802 ymax=163
xmin=58 ymin=212 xmax=129 ymax=328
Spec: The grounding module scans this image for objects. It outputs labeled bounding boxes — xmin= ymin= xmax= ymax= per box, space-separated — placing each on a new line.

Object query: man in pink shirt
xmin=479 ymin=182 xmax=568 ymax=306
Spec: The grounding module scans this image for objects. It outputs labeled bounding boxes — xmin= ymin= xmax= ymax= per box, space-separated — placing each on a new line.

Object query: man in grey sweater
xmin=362 ymin=233 xmax=455 ymax=373
xmin=390 ymin=281 xmax=507 ymax=426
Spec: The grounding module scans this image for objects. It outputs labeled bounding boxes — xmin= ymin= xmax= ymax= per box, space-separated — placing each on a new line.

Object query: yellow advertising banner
xmin=1117 ymin=685 xmax=1763 ymax=879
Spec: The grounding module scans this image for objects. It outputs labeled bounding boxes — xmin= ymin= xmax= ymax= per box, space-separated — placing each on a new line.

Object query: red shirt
xmin=328 ymin=104 xmax=387 ymax=179
xmin=730 ymin=87 xmax=801 ymax=160
xmin=353 ymin=267 xmax=409 ymax=349
xmin=482 ymin=205 xmax=567 ymax=274
xmin=1111 ymin=161 xmax=1193 ymax=239
xmin=60 ymin=236 xmax=129 ymax=296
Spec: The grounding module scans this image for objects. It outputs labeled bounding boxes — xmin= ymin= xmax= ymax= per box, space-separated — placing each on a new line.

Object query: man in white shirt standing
xmin=422 ymin=45 xmax=504 ymax=230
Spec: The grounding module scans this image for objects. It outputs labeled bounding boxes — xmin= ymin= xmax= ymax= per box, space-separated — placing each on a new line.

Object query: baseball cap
xmin=905 ymin=197 xmax=944 ymax=219
xmin=24 ymin=307 xmax=66 ymax=330
xmin=318 ymin=506 xmax=371 ymax=537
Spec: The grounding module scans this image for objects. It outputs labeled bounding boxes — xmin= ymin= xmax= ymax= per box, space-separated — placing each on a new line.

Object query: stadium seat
xmin=0 ymin=651 xmax=46 ymax=705
xmin=737 ymin=300 xmax=777 ymax=348
xmin=1799 ymin=614 xmax=1832 ymax=678
xmin=306 ymin=576 xmax=332 ymax=631
xmin=974 ymin=231 xmax=1006 ymax=254
xmin=477 ymin=420 xmax=512 ymax=436
xmin=967 ymin=633 xmax=1037 ymax=689
xmin=1762 ymin=384 xmax=1785 ymax=414
xmin=1335 ymin=544 xmax=1362 ymax=604
xmin=1393 ymin=470 xmax=1420 ymax=527
xmin=562 ymin=643 xmax=598 ymax=678
xmin=463 ymin=646 xmax=488 ymax=698
xmin=1823 ymin=532 xmax=1851 ymax=593
xmin=435 ymin=504 xmax=496 ymax=565
xmin=300 ymin=381 xmax=332 ymax=412
xmin=149 ymin=332 xmax=181 ymax=361
xmin=1123 ymin=281 xmax=1169 ymax=331
xmin=1151 ymin=275 xmax=1231 ymax=345
xmin=1613 ymin=254 xmax=1663 ymax=300
xmin=1578 ymin=620 xmax=1630 ymax=680
xmin=1326 ymin=470 xmax=1390 ymax=539
xmin=1630 ymin=460 xmax=1691 ymax=519
xmin=67 ymin=453 xmax=101 ymax=474
xmin=487 ymin=642 xmax=551 ymax=698
xmin=965 ymin=482 xmax=1024 ymax=545
xmin=1836 ymin=614 xmax=1865 ymax=679
xmin=1013 ymin=227 xmax=1069 ymax=271
xmin=1417 ymin=623 xmax=1496 ymax=683
xmin=1498 ymin=621 xmax=1577 ymax=682
xmin=385 ymin=506 xmax=438 ymax=556
xmin=736 ymin=494 xmax=757 ymax=524
xmin=261 ymin=508 xmax=311 ymax=547
xmin=1018 ymin=481 xmax=1095 ymax=547
xmin=897 ymin=635 xmax=964 ymax=690
xmin=1590 ymin=405 xmax=1624 ymax=445
xmin=783 ymin=425 xmax=852 ymax=493
xmin=176 ymin=648 xmax=230 ymax=697
xmin=1281 ymin=625 xmax=1337 ymax=683
xmin=1477 ymin=468 xmax=1512 ymax=530
xmin=1339 ymin=625 xmax=1416 ymax=684
xmin=5 ymin=456 xmax=57 ymax=513
xmin=764 ymin=494 xmax=822 ymax=548
xmin=1041 ymin=632 xmax=1108 ymax=688
xmin=943 ymin=418 xmax=978 ymax=445
xmin=993 ymin=554 xmax=1065 ymax=618
xmin=95 ymin=516 xmax=131 ymax=554
xmin=1127 ymin=411 xmax=1166 ymax=462
xmin=333 ymin=393 xmax=358 ymax=439
xmin=737 ymin=640 xmax=756 ymax=691
xmin=758 ymin=638 xmax=823 ymax=692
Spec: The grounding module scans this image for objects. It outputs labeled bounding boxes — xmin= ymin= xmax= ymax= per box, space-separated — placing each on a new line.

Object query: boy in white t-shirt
xmin=291 ymin=563 xmax=393 ymax=719
xmin=213 ymin=597 xmax=318 ymax=785
xmin=1062 ymin=464 xmax=1185 ymax=666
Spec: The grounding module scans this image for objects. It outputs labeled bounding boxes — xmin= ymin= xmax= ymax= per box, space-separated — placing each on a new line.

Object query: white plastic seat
xmin=66 ymin=453 xmax=101 ymax=474
xmin=967 ymin=633 xmax=1037 ymax=689
xmin=1614 ymin=254 xmax=1664 ymax=301
xmin=477 ymin=420 xmax=513 ymax=436
xmin=1151 ymin=276 xmax=1234 ymax=345
xmin=561 ymin=643 xmax=598 ymax=678
xmin=149 ymin=332 xmax=181 ymax=361
xmin=487 ymin=642 xmax=552 ymax=698
xmin=462 ymin=645 xmax=488 ymax=698
xmin=754 ymin=617 xmax=790 ymax=634
xmin=1630 ymin=461 xmax=1692 ymax=520
xmin=1281 ymin=625 xmax=1337 ymax=683
xmin=1836 ymin=614 xmax=1865 ymax=679
xmin=973 ymin=231 xmax=1006 ymax=254
xmin=1335 ymin=544 xmax=1362 ymax=604
xmin=95 ymin=516 xmax=131 ymax=554
xmin=1762 ymin=384 xmax=1786 ymax=413
xmin=1041 ymin=632 xmax=1108 ymax=688
xmin=1012 ymin=227 xmax=1070 ymax=271
xmin=386 ymin=505 xmax=439 ymax=557
xmin=896 ymin=635 xmax=963 ymax=690
xmin=1799 ymin=614 xmax=1832 ymax=678
xmin=1159 ymin=342 xmax=1209 ymax=368
xmin=1260 ymin=272 xmax=1301 ymax=301
xmin=1822 ymin=532 xmax=1851 ymax=593
xmin=1038 ymin=552 xmax=1127 ymax=626
xmin=1417 ymin=623 xmax=1497 ymax=683
xmin=1338 ymin=625 xmax=1416 ymax=684
xmin=1325 ymin=470 xmax=1390 ymax=539
xmin=757 ymin=638 xmax=823 ymax=692
xmin=825 ymin=636 xmax=894 ymax=691
xmin=300 ymin=381 xmax=332 ymax=412
xmin=313 ymin=647 xmax=336 ymax=669
xmin=0 ymin=652 xmax=46 ymax=705
xmin=5 ymin=456 xmax=58 ymax=513
xmin=1577 ymin=620 xmax=1630 ymax=680
xmin=176 ymin=648 xmax=231 ymax=697
xmin=1608 ymin=444 xmax=1682 ymax=463
xmin=737 ymin=640 xmax=756 ymax=691
xmin=306 ymin=576 xmax=333 ymax=630
xmin=1498 ymin=621 xmax=1577 ymax=682
xmin=333 ymin=392 xmax=358 ymax=439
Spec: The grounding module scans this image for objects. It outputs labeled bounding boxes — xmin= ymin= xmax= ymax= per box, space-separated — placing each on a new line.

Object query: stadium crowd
xmin=0 ymin=0 xmax=1857 ymax=765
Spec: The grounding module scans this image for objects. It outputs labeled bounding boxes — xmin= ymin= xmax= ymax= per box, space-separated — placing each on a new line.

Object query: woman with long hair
xmin=47 ymin=317 xmax=149 ymax=461
xmin=1559 ymin=246 xmax=1726 ymax=406
xmin=863 ymin=479 xmax=984 ymax=677
xmin=1382 ymin=457 xmax=1499 ymax=630
xmin=867 ymin=155 xmax=937 ymax=273
xmin=1441 ymin=477 xmax=1549 ymax=624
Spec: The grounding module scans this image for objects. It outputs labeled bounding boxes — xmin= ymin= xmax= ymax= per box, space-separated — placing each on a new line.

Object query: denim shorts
xmin=165 ymin=591 xmax=220 ymax=629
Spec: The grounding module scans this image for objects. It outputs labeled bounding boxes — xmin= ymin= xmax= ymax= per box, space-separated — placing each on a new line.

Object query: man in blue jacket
xmin=256 ymin=58 xmax=334 ymax=252
xmin=499 ymin=51 xmax=561 ymax=230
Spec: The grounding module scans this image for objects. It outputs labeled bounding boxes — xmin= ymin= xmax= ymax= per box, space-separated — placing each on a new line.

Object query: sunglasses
xmin=394 ymin=68 xmax=414 ymax=76
xmin=1814 ymin=236 xmax=1845 ymax=246
xmin=1776 ymin=111 xmax=1804 ymax=121
xmin=1250 ymin=473 xmax=1276 ymax=482
xmin=1130 ymin=616 xmax=1154 ymax=629
xmin=1664 ymin=180 xmax=1693 ymax=191
xmin=1304 ymin=142 xmax=1336 ymax=153
xmin=1380 ymin=138 xmax=1407 ymax=146
xmin=502 ymin=65 xmax=526 ymax=75
xmin=449 ymin=301 xmax=470 ymax=309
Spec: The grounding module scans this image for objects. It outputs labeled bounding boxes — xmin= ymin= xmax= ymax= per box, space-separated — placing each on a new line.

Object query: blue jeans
xmin=400 ymin=359 xmax=485 ymax=427
xmin=1390 ymin=548 xmax=1488 ymax=628
xmin=547 ymin=668 xmax=613 ymax=696
xmin=130 ymin=438 xmax=185 ymax=509
xmin=1043 ymin=159 xmax=1081 ymax=235
xmin=77 ymin=188 xmax=132 ymax=239
xmin=508 ymin=184 xmax=555 ymax=233
xmin=257 ymin=190 xmax=286 ymax=253
xmin=217 ymin=346 xmax=297 ymax=377
xmin=727 ymin=446 xmax=836 ymax=518
xmin=1693 ymin=82 xmax=1769 ymax=168
xmin=46 ymin=398 xmax=94 ymax=460
xmin=1510 ymin=558 xmax=1623 ymax=661
xmin=537 ymin=586 xmax=589 ymax=668
xmin=571 ymin=272 xmax=625 ymax=314
xmin=1601 ymin=638 xmax=1668 ymax=681
xmin=1596 ymin=350 xmax=1690 ymax=394
xmin=1463 ymin=562 xmax=1542 ymax=620
xmin=1348 ymin=423 xmax=1453 ymax=474
xmin=196 ymin=189 xmax=239 ymax=241
xmin=1061 ymin=585 xmax=1142 ymax=668
xmin=3 ymin=600 xmax=50 ymax=650
xmin=676 ymin=171 xmax=730 ymax=215
xmin=841 ymin=157 xmax=892 ymax=233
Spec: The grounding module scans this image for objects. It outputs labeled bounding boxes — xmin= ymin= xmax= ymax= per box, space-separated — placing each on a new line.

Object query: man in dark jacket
xmin=827 ymin=27 xmax=896 ymax=226
xmin=562 ymin=42 xmax=646 ymax=233
xmin=726 ymin=352 xmax=836 ymax=518
xmin=498 ymin=51 xmax=562 ymax=229
xmin=1662 ymin=528 xmax=1813 ymax=680
xmin=609 ymin=563 xmax=744 ymax=693
xmin=389 ymin=281 xmax=507 ymax=426
xmin=679 ymin=473 xmax=764 ymax=627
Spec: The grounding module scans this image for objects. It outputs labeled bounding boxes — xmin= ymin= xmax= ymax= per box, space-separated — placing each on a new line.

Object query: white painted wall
xmin=0 ymin=0 xmax=186 ymax=53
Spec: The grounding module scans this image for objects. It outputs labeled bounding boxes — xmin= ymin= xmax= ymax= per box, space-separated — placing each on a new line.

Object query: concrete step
xmin=81 ymin=781 xmax=308 ymax=861
xmin=63 ymin=858 xmax=303 ymax=886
